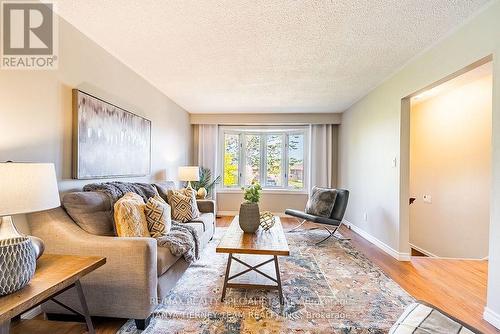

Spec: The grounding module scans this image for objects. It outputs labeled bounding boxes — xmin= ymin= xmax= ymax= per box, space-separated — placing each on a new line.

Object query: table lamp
xmin=0 ymin=162 xmax=60 ymax=239
xmin=178 ymin=166 xmax=200 ymax=189
xmin=0 ymin=162 xmax=60 ymax=295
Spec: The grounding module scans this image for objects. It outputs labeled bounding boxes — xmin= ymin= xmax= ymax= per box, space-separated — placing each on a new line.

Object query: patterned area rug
xmin=117 ymin=227 xmax=414 ymax=333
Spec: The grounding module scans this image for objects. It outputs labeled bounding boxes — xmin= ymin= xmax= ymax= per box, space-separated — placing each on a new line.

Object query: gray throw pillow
xmin=305 ymin=187 xmax=338 ymax=218
xmin=62 ymin=192 xmax=115 ymax=236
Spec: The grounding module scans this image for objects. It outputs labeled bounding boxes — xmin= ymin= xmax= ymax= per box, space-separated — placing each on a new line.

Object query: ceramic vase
xmin=0 ymin=236 xmax=36 ymax=296
xmin=239 ymin=202 xmax=260 ymax=233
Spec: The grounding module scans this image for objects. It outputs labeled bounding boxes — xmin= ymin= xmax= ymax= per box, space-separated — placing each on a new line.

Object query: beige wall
xmin=338 ymin=1 xmax=500 ymax=326
xmin=216 ymin=191 xmax=308 ymax=215
xmin=409 ymin=74 xmax=492 ymax=259
xmin=0 ymin=15 xmax=191 ymax=193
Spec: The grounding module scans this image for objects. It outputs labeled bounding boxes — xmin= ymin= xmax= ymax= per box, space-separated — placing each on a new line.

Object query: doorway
xmin=407 ymin=62 xmax=492 ymax=259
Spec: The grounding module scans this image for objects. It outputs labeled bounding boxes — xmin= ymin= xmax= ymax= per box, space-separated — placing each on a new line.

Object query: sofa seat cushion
xmin=188 ymin=213 xmax=214 ymax=232
xmin=157 ymin=246 xmax=181 ymax=276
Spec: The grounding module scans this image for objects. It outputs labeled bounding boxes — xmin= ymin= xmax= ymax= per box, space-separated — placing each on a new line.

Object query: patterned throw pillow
xmin=145 ymin=195 xmax=171 ymax=238
xmin=305 ymin=187 xmax=338 ymax=218
xmin=169 ymin=188 xmax=200 ymax=223
xmin=114 ymin=192 xmax=150 ymax=237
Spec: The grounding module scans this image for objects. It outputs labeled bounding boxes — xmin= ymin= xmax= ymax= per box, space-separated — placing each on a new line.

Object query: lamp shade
xmin=0 ymin=163 xmax=60 ymax=216
xmin=178 ymin=166 xmax=200 ymax=182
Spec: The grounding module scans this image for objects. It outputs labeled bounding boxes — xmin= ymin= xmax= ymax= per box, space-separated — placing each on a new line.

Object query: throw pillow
xmin=114 ymin=192 xmax=150 ymax=237
xmin=145 ymin=195 xmax=172 ymax=238
xmin=169 ymin=188 xmax=200 ymax=223
xmin=305 ymin=186 xmax=338 ymax=218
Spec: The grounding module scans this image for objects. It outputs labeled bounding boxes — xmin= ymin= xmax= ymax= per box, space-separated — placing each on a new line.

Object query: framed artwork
xmin=72 ymin=89 xmax=151 ymax=179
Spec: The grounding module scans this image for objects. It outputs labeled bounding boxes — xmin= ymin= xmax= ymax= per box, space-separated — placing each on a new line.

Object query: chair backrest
xmin=330 ymin=189 xmax=349 ymax=221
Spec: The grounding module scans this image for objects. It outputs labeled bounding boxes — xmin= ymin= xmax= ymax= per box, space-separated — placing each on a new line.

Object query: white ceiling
xmin=53 ymin=0 xmax=491 ymax=114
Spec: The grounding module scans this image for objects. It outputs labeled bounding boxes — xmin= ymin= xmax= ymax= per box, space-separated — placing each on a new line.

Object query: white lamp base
xmin=0 ymin=216 xmax=22 ymax=240
xmin=0 ymin=216 xmax=45 ymax=259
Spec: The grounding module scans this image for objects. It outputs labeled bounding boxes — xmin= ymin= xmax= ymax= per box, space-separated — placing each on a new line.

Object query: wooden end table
xmin=216 ymin=216 xmax=290 ymax=304
xmin=0 ymin=254 xmax=106 ymax=334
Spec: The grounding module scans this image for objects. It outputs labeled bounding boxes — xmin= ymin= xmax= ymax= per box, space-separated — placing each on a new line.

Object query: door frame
xmin=398 ymin=55 xmax=493 ymax=258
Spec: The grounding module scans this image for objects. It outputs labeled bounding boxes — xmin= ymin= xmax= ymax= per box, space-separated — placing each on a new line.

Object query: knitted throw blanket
xmin=156 ymin=222 xmax=200 ymax=263
xmin=83 ymin=181 xmax=200 ymax=263
xmin=83 ymin=181 xmax=157 ymax=207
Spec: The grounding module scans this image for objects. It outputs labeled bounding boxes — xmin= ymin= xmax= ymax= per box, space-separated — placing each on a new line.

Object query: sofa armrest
xmin=26 ymin=208 xmax=157 ymax=319
xmin=197 ymin=199 xmax=215 ymax=214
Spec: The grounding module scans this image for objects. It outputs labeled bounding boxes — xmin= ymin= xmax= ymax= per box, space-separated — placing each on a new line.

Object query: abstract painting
xmin=72 ymin=89 xmax=151 ymax=179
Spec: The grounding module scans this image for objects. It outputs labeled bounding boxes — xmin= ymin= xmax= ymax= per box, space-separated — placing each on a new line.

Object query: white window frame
xmin=218 ymin=126 xmax=309 ymax=193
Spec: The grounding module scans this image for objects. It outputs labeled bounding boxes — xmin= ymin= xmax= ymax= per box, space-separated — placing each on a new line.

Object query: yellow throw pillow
xmin=114 ymin=192 xmax=150 ymax=237
xmin=169 ymin=188 xmax=200 ymax=223
xmin=145 ymin=195 xmax=171 ymax=238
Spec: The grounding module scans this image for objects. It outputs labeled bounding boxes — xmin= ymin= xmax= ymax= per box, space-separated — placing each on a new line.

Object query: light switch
xmin=392 ymin=157 xmax=397 ymax=168
xmin=423 ymin=195 xmax=432 ymax=203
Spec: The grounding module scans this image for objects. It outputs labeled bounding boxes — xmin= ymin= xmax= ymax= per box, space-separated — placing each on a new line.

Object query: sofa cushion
xmin=62 ymin=192 xmax=114 ymax=236
xmin=157 ymin=246 xmax=181 ymax=276
xmin=114 ymin=193 xmax=150 ymax=238
xmin=153 ymin=181 xmax=176 ymax=203
xmin=145 ymin=195 xmax=171 ymax=238
xmin=169 ymin=189 xmax=200 ymax=223
xmin=183 ymin=221 xmax=204 ymax=238
xmin=189 ymin=213 xmax=214 ymax=232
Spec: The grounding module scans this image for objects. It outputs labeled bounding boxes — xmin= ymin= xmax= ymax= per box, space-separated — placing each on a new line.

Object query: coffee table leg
xmin=75 ymin=280 xmax=95 ymax=334
xmin=274 ymin=256 xmax=284 ymax=305
xmin=0 ymin=319 xmax=10 ymax=334
xmin=221 ymin=253 xmax=233 ymax=302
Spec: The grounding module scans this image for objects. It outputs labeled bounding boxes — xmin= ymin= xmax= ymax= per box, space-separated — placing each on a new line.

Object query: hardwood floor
xmin=39 ymin=216 xmax=497 ymax=333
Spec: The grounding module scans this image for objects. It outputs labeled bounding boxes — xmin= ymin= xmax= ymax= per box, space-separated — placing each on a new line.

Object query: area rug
xmin=117 ymin=227 xmax=414 ymax=333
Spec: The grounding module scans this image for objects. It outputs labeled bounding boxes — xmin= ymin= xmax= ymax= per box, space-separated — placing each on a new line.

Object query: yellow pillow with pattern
xmin=114 ymin=192 xmax=150 ymax=237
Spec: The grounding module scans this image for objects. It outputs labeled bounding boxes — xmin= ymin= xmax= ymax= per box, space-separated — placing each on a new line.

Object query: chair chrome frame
xmin=288 ymin=217 xmax=350 ymax=245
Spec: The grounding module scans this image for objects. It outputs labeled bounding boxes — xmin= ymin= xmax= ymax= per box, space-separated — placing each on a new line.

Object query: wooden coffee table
xmin=0 ymin=254 xmax=106 ymax=334
xmin=216 ymin=215 xmax=290 ymax=304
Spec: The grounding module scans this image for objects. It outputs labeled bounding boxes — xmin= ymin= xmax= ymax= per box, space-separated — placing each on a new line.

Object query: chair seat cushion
xmin=285 ymin=209 xmax=341 ymax=226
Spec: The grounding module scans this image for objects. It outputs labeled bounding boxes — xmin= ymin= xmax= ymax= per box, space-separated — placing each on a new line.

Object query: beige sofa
xmin=26 ymin=182 xmax=215 ymax=330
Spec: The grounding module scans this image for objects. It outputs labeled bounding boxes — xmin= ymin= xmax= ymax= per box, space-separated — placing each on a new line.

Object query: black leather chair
xmin=285 ymin=188 xmax=350 ymax=245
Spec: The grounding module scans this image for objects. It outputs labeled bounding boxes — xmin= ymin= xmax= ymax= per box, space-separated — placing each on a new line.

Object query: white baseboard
xmin=342 ymin=219 xmax=411 ymax=261
xmin=409 ymin=243 xmax=437 ymax=258
xmin=484 ymin=307 xmax=500 ymax=329
xmin=409 ymin=243 xmax=488 ymax=260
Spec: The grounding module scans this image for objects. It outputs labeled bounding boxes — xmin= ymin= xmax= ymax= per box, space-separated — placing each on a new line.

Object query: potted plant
xmin=191 ymin=167 xmax=221 ymax=199
xmin=239 ymin=183 xmax=262 ymax=233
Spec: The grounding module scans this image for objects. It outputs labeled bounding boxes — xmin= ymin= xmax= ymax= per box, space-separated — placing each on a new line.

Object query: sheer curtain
xmin=193 ymin=124 xmax=218 ymax=181
xmin=309 ymin=124 xmax=338 ymax=191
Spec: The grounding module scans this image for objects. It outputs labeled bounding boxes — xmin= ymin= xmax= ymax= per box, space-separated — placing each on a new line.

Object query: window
xmin=221 ymin=127 xmax=307 ymax=190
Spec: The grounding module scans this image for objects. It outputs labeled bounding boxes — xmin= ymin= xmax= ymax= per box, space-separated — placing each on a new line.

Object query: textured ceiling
xmin=53 ymin=0 xmax=490 ymax=113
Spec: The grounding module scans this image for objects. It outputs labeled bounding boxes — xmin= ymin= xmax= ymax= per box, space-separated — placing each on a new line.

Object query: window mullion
xmin=284 ymin=133 xmax=288 ymax=188
xmin=239 ymin=133 xmax=244 ymax=188
xmin=262 ymin=134 xmax=267 ymax=187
